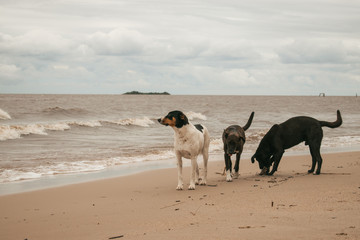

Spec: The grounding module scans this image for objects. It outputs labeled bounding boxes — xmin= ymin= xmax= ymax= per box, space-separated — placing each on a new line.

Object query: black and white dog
xmin=158 ymin=111 xmax=210 ymax=190
xmin=222 ymin=112 xmax=254 ymax=181
xmin=251 ymin=110 xmax=342 ymax=175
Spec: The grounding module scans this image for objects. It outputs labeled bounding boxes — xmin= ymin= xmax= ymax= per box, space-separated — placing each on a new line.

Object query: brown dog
xmin=222 ymin=112 xmax=254 ymax=181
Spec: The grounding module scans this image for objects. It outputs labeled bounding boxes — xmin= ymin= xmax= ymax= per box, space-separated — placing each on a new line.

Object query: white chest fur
xmin=173 ymin=124 xmax=204 ymax=159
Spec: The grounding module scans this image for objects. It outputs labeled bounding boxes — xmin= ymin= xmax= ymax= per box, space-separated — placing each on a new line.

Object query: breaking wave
xmin=0 ymin=161 xmax=108 ymax=183
xmin=0 ymin=123 xmax=70 ymax=141
xmin=0 ymin=117 xmax=156 ymax=141
xmin=0 ymin=150 xmax=175 ymax=183
xmin=186 ymin=111 xmax=207 ymax=121
xmin=0 ymin=112 xmax=208 ymax=141
xmin=0 ymin=109 xmax=11 ymax=120
xmin=103 ymin=117 xmax=155 ymax=127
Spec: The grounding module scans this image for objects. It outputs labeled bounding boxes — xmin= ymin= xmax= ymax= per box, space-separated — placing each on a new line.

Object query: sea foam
xmin=104 ymin=117 xmax=155 ymax=127
xmin=186 ymin=111 xmax=207 ymax=120
xmin=0 ymin=161 xmax=108 ymax=183
xmin=0 ymin=117 xmax=154 ymax=141
xmin=0 ymin=109 xmax=11 ymax=120
xmin=0 ymin=150 xmax=175 ymax=183
xmin=0 ymin=113 xmax=207 ymax=141
xmin=0 ymin=123 xmax=70 ymax=141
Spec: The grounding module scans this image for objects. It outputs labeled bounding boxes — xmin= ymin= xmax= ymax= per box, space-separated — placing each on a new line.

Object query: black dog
xmin=251 ymin=110 xmax=342 ymax=175
xmin=222 ymin=112 xmax=254 ymax=181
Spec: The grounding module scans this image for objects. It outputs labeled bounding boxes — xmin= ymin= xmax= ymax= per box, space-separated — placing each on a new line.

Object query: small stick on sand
xmin=160 ymin=202 xmax=184 ymax=209
xmin=109 ymin=235 xmax=124 ymax=239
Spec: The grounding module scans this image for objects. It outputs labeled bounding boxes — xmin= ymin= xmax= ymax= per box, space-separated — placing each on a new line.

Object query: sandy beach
xmin=1 ymin=151 xmax=359 ymax=240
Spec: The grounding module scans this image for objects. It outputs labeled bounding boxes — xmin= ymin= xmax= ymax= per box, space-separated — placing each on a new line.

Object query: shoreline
xmin=0 ymin=148 xmax=357 ymax=196
xmin=0 ymin=148 xmax=359 ymax=196
xmin=1 ymin=151 xmax=360 ymax=240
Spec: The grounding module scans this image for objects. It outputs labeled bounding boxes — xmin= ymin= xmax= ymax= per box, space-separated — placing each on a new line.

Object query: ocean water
xmin=0 ymin=94 xmax=359 ymax=193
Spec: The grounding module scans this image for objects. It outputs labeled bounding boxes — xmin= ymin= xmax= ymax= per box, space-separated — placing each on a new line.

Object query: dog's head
xmin=222 ymin=128 xmax=244 ymax=156
xmin=158 ymin=110 xmax=189 ymax=128
xmin=251 ymin=124 xmax=279 ymax=174
xmin=251 ymin=151 xmax=272 ymax=175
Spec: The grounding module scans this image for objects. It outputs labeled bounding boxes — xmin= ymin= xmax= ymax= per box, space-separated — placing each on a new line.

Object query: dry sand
xmin=1 ymin=151 xmax=360 ymax=240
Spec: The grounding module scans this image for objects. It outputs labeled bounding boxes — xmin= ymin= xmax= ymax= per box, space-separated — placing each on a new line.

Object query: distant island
xmin=123 ymin=91 xmax=170 ymax=95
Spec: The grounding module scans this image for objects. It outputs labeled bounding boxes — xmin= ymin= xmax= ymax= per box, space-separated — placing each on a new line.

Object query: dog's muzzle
xmin=158 ymin=118 xmax=168 ymax=126
xmin=228 ymin=150 xmax=239 ymax=156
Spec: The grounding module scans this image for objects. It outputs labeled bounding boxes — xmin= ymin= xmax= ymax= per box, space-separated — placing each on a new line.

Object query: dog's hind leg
xmin=316 ymin=153 xmax=323 ymax=175
xmin=201 ymin=129 xmax=210 ymax=185
xmin=308 ymin=145 xmax=316 ymax=174
xmin=309 ymin=144 xmax=323 ymax=175
xmin=176 ymin=152 xmax=184 ymax=190
xmin=233 ymin=153 xmax=241 ymax=179
xmin=268 ymin=150 xmax=284 ymax=175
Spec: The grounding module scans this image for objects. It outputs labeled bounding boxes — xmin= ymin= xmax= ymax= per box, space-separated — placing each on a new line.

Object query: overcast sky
xmin=0 ymin=0 xmax=359 ymax=95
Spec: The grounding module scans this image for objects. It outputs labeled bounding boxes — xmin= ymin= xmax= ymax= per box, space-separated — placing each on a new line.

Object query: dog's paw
xmin=188 ymin=184 xmax=196 ymax=190
xmin=233 ymin=172 xmax=239 ymax=179
xmin=199 ymin=179 xmax=207 ymax=185
xmin=259 ymin=167 xmax=268 ymax=175
xmin=176 ymin=184 xmax=183 ymax=190
xmin=226 ymin=170 xmax=232 ymax=182
xmin=195 ymin=179 xmax=199 ymax=185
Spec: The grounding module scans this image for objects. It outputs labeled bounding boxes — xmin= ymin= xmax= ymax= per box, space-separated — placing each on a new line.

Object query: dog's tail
xmin=319 ymin=110 xmax=342 ymax=128
xmin=243 ymin=112 xmax=255 ymax=131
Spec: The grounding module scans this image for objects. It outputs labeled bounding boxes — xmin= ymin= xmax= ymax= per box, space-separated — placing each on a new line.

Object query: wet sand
xmin=1 ymin=151 xmax=359 ymax=240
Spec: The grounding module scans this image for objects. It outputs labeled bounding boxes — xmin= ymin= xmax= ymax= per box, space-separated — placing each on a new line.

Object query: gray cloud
xmin=0 ymin=30 xmax=72 ymax=58
xmin=277 ymin=39 xmax=359 ymax=64
xmin=0 ymin=0 xmax=359 ymax=95
xmin=86 ymin=28 xmax=147 ymax=56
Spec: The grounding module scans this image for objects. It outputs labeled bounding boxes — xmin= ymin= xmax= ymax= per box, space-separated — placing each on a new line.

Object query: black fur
xmin=195 ymin=124 xmax=204 ymax=133
xmin=251 ymin=110 xmax=342 ymax=175
xmin=222 ymin=112 xmax=254 ymax=179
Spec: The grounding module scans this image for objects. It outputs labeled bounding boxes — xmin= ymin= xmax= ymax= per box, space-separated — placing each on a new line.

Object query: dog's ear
xmin=223 ymin=129 xmax=230 ymax=139
xmin=251 ymin=154 xmax=256 ymax=163
xmin=180 ymin=113 xmax=188 ymax=124
xmin=174 ymin=112 xmax=189 ymax=128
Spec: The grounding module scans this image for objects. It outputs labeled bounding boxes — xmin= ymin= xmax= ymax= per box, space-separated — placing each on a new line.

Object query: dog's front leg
xmin=195 ymin=160 xmax=199 ymax=185
xmin=233 ymin=152 xmax=241 ymax=179
xmin=224 ymin=153 xmax=232 ymax=182
xmin=176 ymin=152 xmax=184 ymax=190
xmin=189 ymin=157 xmax=197 ymax=190
xmin=200 ymin=152 xmax=208 ymax=185
xmin=268 ymin=150 xmax=284 ymax=175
